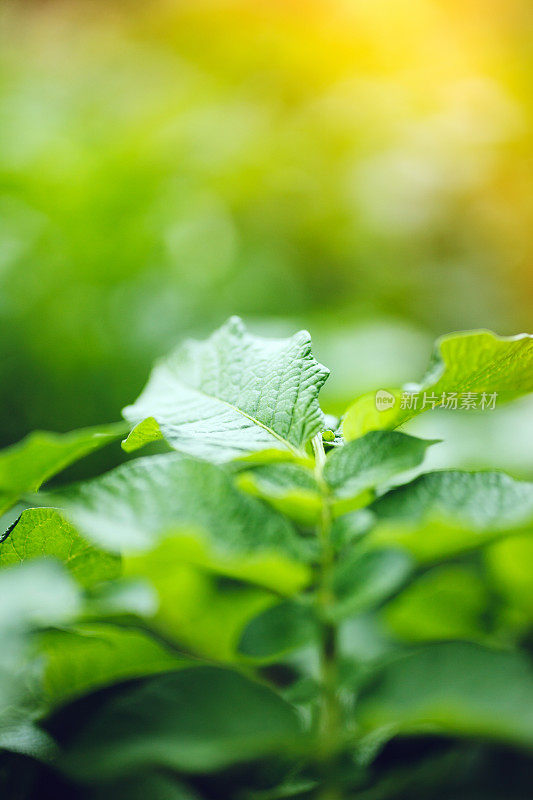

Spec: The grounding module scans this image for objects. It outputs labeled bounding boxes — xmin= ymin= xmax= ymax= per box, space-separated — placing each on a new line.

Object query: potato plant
xmin=0 ymin=318 xmax=532 ymax=799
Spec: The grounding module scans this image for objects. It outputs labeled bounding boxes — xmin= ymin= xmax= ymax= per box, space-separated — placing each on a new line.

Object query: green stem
xmin=312 ymin=434 xmax=341 ymax=800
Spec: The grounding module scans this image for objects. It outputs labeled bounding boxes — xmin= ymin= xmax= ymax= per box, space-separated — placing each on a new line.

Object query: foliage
xmin=0 ymin=318 xmax=532 ymax=799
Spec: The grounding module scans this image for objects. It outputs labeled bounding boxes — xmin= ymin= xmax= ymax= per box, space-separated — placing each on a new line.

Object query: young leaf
xmin=0 ymin=422 xmax=127 ymax=516
xmin=122 ymin=316 xmax=329 ymax=462
xmin=0 ymin=508 xmax=120 ymax=588
xmin=46 ymin=453 xmax=309 ymax=562
xmin=344 ymin=331 xmax=533 ymax=439
xmin=370 ymin=471 xmax=533 ymax=561
xmin=324 ymin=431 xmax=437 ymax=500
xmin=40 ymin=623 xmax=188 ymax=708
xmin=357 ymin=642 xmax=533 ymax=748
xmin=236 ymin=462 xmax=322 ymax=527
xmin=238 ymin=600 xmax=317 ymax=660
xmin=60 ymin=667 xmax=303 ymax=780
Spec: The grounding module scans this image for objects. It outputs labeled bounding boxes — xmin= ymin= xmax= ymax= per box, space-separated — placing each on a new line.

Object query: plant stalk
xmin=312 ymin=434 xmax=341 ymax=800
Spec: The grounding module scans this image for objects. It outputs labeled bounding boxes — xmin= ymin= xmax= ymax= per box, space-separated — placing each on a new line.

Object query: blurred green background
xmin=0 ymin=0 xmax=532 ymax=474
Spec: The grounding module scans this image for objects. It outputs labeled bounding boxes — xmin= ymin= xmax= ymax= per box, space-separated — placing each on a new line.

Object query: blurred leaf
xmin=40 ymin=623 xmax=187 ymax=708
xmin=485 ymin=535 xmax=533 ymax=627
xmin=125 ymin=545 xmax=273 ymax=660
xmin=238 ymin=601 xmax=317 ymax=660
xmin=83 ymin=579 xmax=158 ymax=619
xmin=237 ymin=463 xmax=322 ymax=527
xmin=330 ymin=548 xmax=412 ymax=622
xmin=90 ymin=773 xmax=199 ymax=800
xmin=0 ymin=560 xmax=81 ymax=740
xmin=0 ymin=559 xmax=80 ymax=633
xmin=125 ymin=531 xmax=310 ymax=596
xmin=234 ymin=449 xmax=314 ymax=467
xmin=370 ymin=470 xmax=533 ymax=561
xmin=46 ymin=452 xmax=308 ymax=560
xmin=0 ymin=423 xmax=127 ymax=515
xmin=0 ymin=721 xmax=56 ymax=761
xmin=122 ymin=316 xmax=329 ymax=462
xmin=331 ymin=509 xmax=376 ymax=549
xmin=344 ymin=331 xmax=533 ymax=439
xmin=357 ymin=642 xmax=533 ymax=747
xmin=0 ymin=508 xmax=120 ymax=588
xmin=61 ymin=667 xmax=303 ymax=780
xmin=383 ymin=565 xmax=489 ymax=642
xmin=324 ymin=431 xmax=437 ymax=500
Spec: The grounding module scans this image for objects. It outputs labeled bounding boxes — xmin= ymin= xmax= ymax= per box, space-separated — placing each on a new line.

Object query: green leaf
xmin=357 ymin=642 xmax=533 ymax=747
xmin=238 ymin=601 xmax=317 ymax=660
xmin=324 ymin=431 xmax=437 ymax=500
xmin=40 ymin=624 xmax=187 ymax=708
xmin=0 ymin=560 xmax=81 ymax=736
xmin=383 ymin=565 xmax=490 ymax=642
xmin=90 ymin=773 xmax=198 ymax=800
xmin=47 ymin=453 xmax=308 ymax=562
xmin=344 ymin=331 xmax=533 ymax=439
xmin=236 ymin=462 xmax=322 ymax=527
xmin=124 ymin=545 xmax=274 ymax=660
xmin=0 ymin=423 xmax=127 ymax=515
xmin=0 ymin=559 xmax=80 ymax=633
xmin=0 ymin=721 xmax=57 ymax=761
xmin=0 ymin=508 xmax=120 ymax=588
xmin=122 ymin=316 xmax=329 ymax=462
xmin=330 ymin=548 xmax=412 ymax=621
xmin=485 ymin=535 xmax=533 ymax=633
xmin=124 ymin=532 xmax=310 ymax=597
xmin=83 ymin=579 xmax=158 ymax=619
xmin=370 ymin=470 xmax=533 ymax=561
xmin=61 ymin=667 xmax=303 ymax=780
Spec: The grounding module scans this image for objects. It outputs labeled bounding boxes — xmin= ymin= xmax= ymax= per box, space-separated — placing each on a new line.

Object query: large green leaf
xmin=0 ymin=508 xmax=120 ymax=588
xmin=61 ymin=667 xmax=303 ymax=780
xmin=344 ymin=331 xmax=533 ymax=439
xmin=370 ymin=470 xmax=533 ymax=561
xmin=0 ymin=423 xmax=127 ymax=516
xmin=324 ymin=431 xmax=437 ymax=500
xmin=47 ymin=453 xmax=308 ymax=562
xmin=40 ymin=624 xmax=187 ymax=708
xmin=122 ymin=316 xmax=329 ymax=462
xmin=357 ymin=642 xmax=533 ymax=747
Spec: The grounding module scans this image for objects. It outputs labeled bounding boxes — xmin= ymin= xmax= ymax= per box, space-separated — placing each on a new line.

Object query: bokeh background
xmin=1 ymin=0 xmax=532 ymax=476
